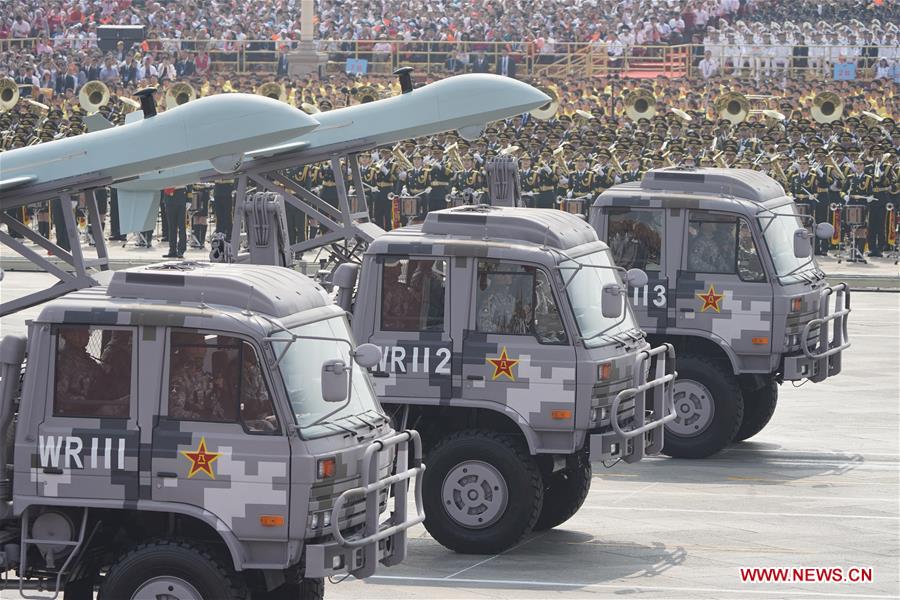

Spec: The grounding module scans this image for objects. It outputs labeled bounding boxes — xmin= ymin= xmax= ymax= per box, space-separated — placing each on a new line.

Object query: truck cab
xmin=591 ymin=168 xmax=850 ymax=458
xmin=344 ymin=205 xmax=675 ymax=554
xmin=0 ymin=262 xmax=423 ymax=599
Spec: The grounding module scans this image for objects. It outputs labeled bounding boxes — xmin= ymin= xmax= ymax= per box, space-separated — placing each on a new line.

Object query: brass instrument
xmin=165 ymin=82 xmax=196 ymax=109
xmin=499 ymin=145 xmax=520 ymax=156
xmin=300 ymin=102 xmax=321 ymax=115
xmin=811 ymin=92 xmax=843 ymax=124
xmin=78 ymin=80 xmax=110 ymax=114
xmin=119 ymin=96 xmax=141 ymax=113
xmin=0 ymin=78 xmax=19 ymax=112
xmin=530 ymin=86 xmax=559 ymax=120
xmin=552 ymin=144 xmax=569 ymax=172
xmin=624 ymin=88 xmax=656 ymax=121
xmin=715 ymin=91 xmax=749 ymax=124
xmin=357 ymin=85 xmax=378 ymax=104
xmin=444 ymin=142 xmax=465 ymax=171
xmin=257 ymin=82 xmax=287 ymax=102
xmin=670 ymin=107 xmax=692 ymax=122
xmin=391 ymin=143 xmax=414 ymax=171
xmin=319 ymin=98 xmax=333 ymax=111
xmin=827 ymin=153 xmax=847 ymax=180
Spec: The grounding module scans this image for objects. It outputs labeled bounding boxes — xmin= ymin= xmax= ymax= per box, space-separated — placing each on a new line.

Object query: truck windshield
xmin=272 ymin=316 xmax=383 ymax=438
xmin=559 ymin=250 xmax=640 ymax=348
xmin=758 ymin=203 xmax=821 ymax=284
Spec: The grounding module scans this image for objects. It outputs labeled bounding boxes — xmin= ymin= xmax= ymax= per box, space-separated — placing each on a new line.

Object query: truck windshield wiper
xmin=314 ymin=419 xmax=356 ymax=437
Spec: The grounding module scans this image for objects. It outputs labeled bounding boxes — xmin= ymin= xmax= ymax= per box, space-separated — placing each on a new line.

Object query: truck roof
xmin=35 ymin=261 xmax=332 ymax=324
xmin=595 ymin=168 xmax=789 ymax=212
xmin=371 ymin=205 xmax=603 ymax=255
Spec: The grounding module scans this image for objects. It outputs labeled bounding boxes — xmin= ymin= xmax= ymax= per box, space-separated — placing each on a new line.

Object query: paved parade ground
xmin=0 ymin=272 xmax=898 ymax=599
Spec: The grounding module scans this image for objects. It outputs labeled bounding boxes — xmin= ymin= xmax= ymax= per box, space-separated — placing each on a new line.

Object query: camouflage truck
xmin=591 ymin=168 xmax=850 ymax=459
xmin=0 ymin=262 xmax=424 ymax=599
xmin=332 ymin=205 xmax=676 ymax=554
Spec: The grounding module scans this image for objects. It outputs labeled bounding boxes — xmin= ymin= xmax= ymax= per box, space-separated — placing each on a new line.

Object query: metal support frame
xmin=226 ymin=150 xmax=385 ymax=265
xmin=0 ymin=192 xmax=109 ymax=317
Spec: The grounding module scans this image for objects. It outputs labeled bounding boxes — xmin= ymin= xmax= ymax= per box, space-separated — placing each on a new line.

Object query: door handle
xmin=156 ymin=471 xmax=178 ymax=478
xmin=467 ymin=375 xmax=484 ymax=381
xmin=371 ymin=371 xmax=389 ymax=378
xmin=679 ymin=308 xmax=694 ymax=313
xmin=43 ymin=467 xmax=63 ymax=475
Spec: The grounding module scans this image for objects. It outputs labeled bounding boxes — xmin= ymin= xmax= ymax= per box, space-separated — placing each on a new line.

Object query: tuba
xmin=0 ymin=78 xmax=19 ymax=112
xmin=531 ymin=86 xmax=559 ymax=120
xmin=811 ymin=92 xmax=843 ymax=124
xmin=715 ymin=91 xmax=749 ymax=124
xmin=624 ymin=88 xmax=657 ymax=121
xmin=257 ymin=82 xmax=286 ymax=102
xmin=165 ymin=82 xmax=196 ymax=109
xmin=78 ymin=80 xmax=110 ymax=114
xmin=391 ymin=143 xmax=414 ymax=171
xmin=357 ymin=85 xmax=378 ymax=103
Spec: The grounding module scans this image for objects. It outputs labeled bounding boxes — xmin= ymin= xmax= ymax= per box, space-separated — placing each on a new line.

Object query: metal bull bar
xmin=610 ymin=343 xmax=677 ymax=463
xmin=326 ymin=430 xmax=425 ymax=578
xmin=801 ymin=283 xmax=851 ymax=383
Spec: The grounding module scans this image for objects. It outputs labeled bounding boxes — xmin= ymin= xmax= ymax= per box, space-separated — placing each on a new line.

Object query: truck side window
xmin=380 ymin=258 xmax=447 ymax=332
xmin=54 ymin=325 xmax=132 ymax=418
xmin=737 ymin=219 xmax=766 ymax=282
xmin=167 ymin=331 xmax=279 ymax=432
xmin=476 ymin=261 xmax=567 ymax=344
xmin=687 ymin=215 xmax=737 ymax=274
xmin=607 ymin=209 xmax=663 ymax=271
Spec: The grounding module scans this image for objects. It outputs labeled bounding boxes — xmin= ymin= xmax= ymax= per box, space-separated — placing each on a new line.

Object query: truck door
xmin=461 ymin=259 xmax=577 ymax=431
xmin=605 ymin=206 xmax=669 ymax=332
xmin=366 ymin=255 xmax=453 ymax=401
xmin=151 ymin=329 xmax=291 ymax=544
xmin=37 ymin=324 xmax=140 ymax=501
xmin=674 ymin=211 xmax=773 ymax=358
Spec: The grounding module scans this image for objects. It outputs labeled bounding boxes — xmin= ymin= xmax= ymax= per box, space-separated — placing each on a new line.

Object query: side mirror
xmin=601 ymin=283 xmax=624 ymax=318
xmin=321 ymin=359 xmax=348 ymax=403
xmin=793 ymin=228 xmax=812 ymax=259
xmin=815 ymin=222 xmax=835 ymax=240
xmin=625 ymin=268 xmax=648 ymax=288
xmin=352 ymin=343 xmax=382 ymax=369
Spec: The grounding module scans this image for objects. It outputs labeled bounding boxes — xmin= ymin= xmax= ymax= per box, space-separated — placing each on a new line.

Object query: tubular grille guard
xmin=610 ymin=343 xmax=677 ymax=462
xmin=328 ymin=430 xmax=425 ymax=578
xmin=801 ymin=283 xmax=850 ymax=382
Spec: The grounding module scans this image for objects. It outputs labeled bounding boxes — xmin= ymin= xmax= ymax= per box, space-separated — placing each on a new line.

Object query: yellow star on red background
xmin=487 ymin=347 xmax=520 ymax=381
xmin=180 ymin=437 xmax=221 ymax=479
xmin=696 ymin=284 xmax=725 ymax=313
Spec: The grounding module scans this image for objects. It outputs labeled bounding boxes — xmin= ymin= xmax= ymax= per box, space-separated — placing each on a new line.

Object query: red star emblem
xmin=696 ymin=284 xmax=724 ymax=313
xmin=180 ymin=437 xmax=221 ymax=479
xmin=487 ymin=347 xmax=520 ymax=381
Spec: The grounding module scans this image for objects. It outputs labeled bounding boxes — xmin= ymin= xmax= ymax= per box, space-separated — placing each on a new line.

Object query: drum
xmin=564 ymin=198 xmax=585 ymax=215
xmin=400 ymin=196 xmax=420 ymax=219
xmin=447 ymin=193 xmax=466 ymax=208
xmin=845 ymin=205 xmax=866 ymax=225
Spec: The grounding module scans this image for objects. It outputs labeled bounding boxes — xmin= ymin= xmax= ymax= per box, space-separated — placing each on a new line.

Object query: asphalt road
xmin=0 ymin=273 xmax=897 ymax=599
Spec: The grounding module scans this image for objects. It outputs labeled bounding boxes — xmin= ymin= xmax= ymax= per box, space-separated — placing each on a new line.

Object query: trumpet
xmin=444 ymin=142 xmax=465 ymax=171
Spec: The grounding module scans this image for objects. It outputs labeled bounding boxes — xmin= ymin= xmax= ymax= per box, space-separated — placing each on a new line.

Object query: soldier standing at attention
xmin=406 ymin=152 xmax=432 ymax=217
xmin=519 ymin=154 xmax=541 ymax=208
xmin=787 ymin=154 xmax=820 ymax=222
xmin=374 ymin=147 xmax=398 ymax=230
xmin=427 ymin=144 xmax=453 ymax=213
xmin=162 ymin=186 xmax=188 ymax=259
xmin=213 ymin=178 xmax=235 ymax=242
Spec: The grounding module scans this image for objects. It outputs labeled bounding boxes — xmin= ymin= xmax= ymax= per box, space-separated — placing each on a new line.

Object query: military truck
xmin=591 ymin=168 xmax=850 ymax=458
xmin=330 ymin=205 xmax=676 ymax=554
xmin=0 ymin=262 xmax=424 ymax=599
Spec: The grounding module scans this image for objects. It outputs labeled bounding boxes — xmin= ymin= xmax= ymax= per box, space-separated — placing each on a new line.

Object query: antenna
xmin=242 ymin=285 xmax=255 ymax=316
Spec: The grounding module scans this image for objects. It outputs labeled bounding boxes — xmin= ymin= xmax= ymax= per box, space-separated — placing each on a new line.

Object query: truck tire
xmin=663 ymin=355 xmax=743 ymax=459
xmin=261 ymin=577 xmax=325 ymax=600
xmin=533 ymin=449 xmax=592 ymax=531
xmin=98 ymin=539 xmax=246 ymax=600
xmin=423 ymin=430 xmax=542 ymax=554
xmin=734 ymin=379 xmax=778 ymax=442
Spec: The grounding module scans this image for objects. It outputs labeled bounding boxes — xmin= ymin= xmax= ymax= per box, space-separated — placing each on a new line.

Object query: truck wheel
xmin=663 ymin=355 xmax=743 ymax=459
xmin=533 ymin=449 xmax=592 ymax=531
xmin=98 ymin=540 xmax=246 ymax=600
xmin=734 ymin=379 xmax=778 ymax=442
xmin=423 ymin=430 xmax=542 ymax=554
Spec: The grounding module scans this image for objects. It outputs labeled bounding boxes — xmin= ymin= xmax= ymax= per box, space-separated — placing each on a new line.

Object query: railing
xmin=2 ymin=37 xmax=896 ymax=82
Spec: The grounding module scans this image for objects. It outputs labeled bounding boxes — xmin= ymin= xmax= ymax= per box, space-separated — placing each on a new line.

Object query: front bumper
xmin=782 ymin=283 xmax=850 ymax=382
xmin=305 ymin=430 xmax=425 ymax=579
xmin=590 ymin=343 xmax=677 ymax=464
